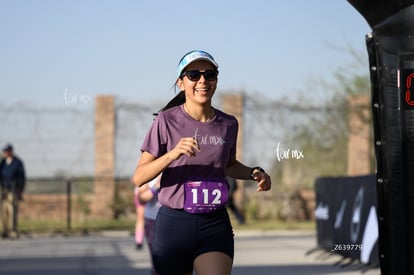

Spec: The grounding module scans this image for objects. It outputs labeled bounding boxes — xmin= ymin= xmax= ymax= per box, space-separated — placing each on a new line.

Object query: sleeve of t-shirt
xmin=148 ymin=177 xmax=158 ymax=188
xmin=140 ymin=114 xmax=167 ymax=158
xmin=229 ymin=116 xmax=238 ymax=158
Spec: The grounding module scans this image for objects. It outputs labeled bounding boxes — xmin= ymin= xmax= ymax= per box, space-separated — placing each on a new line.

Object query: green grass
xmin=18 ymin=217 xmax=315 ymax=235
xmin=232 ymin=219 xmax=315 ymax=231
xmin=18 ymin=218 xmax=136 ymax=234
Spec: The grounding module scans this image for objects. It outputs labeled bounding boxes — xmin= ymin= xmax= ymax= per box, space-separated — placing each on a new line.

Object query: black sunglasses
xmin=181 ymin=70 xmax=218 ymax=81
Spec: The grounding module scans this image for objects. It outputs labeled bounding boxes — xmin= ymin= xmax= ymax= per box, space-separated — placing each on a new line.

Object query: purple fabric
xmin=183 ymin=179 xmax=229 ymax=213
xmin=140 ymin=104 xmax=238 ymax=209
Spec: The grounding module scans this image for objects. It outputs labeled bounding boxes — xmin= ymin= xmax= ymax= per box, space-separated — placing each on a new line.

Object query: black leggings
xmin=152 ymin=206 xmax=234 ymax=275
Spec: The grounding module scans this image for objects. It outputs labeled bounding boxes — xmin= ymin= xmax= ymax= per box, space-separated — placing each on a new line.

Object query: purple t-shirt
xmin=140 ymin=104 xmax=238 ymax=209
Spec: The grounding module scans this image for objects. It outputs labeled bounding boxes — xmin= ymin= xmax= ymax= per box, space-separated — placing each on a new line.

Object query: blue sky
xmin=0 ymin=0 xmax=372 ymax=108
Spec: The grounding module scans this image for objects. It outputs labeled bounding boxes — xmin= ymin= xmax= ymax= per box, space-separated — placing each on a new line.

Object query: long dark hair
xmin=153 ymin=77 xmax=185 ymax=116
xmin=153 ymin=88 xmax=185 ymax=116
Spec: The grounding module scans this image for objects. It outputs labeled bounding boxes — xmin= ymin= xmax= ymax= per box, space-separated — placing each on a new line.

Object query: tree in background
xmin=243 ymin=46 xmax=373 ymax=221
xmin=276 ymin=45 xmax=372 ymax=188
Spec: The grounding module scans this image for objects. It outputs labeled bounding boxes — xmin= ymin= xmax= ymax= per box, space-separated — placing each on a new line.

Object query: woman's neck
xmin=183 ymin=103 xmax=215 ymax=122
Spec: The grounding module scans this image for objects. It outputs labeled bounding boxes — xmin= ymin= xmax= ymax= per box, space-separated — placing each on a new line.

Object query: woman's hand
xmin=168 ymin=137 xmax=200 ymax=160
xmin=251 ymin=169 xmax=272 ymax=192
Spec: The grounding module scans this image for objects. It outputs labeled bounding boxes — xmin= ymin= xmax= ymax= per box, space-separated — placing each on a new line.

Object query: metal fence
xmin=0 ymin=93 xmax=354 ymax=228
xmin=0 ymin=92 xmax=347 ymax=188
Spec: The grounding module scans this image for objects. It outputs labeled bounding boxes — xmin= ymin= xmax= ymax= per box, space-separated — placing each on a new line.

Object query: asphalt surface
xmin=0 ymin=230 xmax=380 ymax=275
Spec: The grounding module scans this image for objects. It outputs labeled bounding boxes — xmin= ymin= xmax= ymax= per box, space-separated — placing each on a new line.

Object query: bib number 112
xmin=183 ymin=180 xmax=229 ymax=214
xmin=191 ymin=188 xmax=222 ymax=205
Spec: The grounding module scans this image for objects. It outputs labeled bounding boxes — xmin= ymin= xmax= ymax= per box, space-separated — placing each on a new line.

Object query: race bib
xmin=183 ymin=179 xmax=229 ymax=214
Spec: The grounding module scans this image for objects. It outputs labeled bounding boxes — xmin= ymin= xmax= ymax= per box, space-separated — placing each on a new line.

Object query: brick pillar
xmin=221 ymin=93 xmax=245 ymax=207
xmin=347 ymin=94 xmax=371 ymax=176
xmin=93 ymin=95 xmax=116 ymax=218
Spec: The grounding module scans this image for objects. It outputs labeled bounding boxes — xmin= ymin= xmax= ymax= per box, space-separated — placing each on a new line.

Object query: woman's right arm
xmin=132 ymin=151 xmax=172 ymax=187
xmin=132 ymin=137 xmax=200 ymax=187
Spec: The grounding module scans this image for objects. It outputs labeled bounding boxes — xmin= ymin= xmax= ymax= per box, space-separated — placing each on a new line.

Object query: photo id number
xmin=331 ymin=244 xmax=363 ymax=251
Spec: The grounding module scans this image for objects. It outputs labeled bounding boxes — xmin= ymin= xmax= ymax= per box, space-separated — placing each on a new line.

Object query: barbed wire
xmin=0 ymin=92 xmax=363 ymax=179
xmin=0 ymin=102 xmax=95 ymax=178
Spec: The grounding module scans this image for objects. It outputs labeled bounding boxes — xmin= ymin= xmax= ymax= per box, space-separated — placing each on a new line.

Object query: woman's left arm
xmin=226 ymin=156 xmax=272 ymax=192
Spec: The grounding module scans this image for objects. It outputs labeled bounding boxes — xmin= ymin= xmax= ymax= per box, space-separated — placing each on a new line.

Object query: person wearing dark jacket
xmin=0 ymin=144 xmax=25 ymax=238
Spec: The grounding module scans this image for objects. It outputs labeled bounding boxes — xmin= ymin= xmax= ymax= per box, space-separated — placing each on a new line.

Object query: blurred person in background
xmin=138 ymin=174 xmax=161 ymax=275
xmin=134 ymin=185 xmax=146 ymax=249
xmin=226 ymin=176 xmax=245 ymax=225
xmin=0 ymin=144 xmax=25 ymax=238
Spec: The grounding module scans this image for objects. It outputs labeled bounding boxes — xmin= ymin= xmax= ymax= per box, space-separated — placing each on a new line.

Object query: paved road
xmin=0 ymin=230 xmax=380 ymax=275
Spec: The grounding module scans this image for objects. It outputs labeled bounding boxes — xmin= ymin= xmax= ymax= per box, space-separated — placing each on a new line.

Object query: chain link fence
xmin=0 ymin=94 xmax=317 ymax=181
xmin=1 ymin=92 xmax=354 ymax=224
